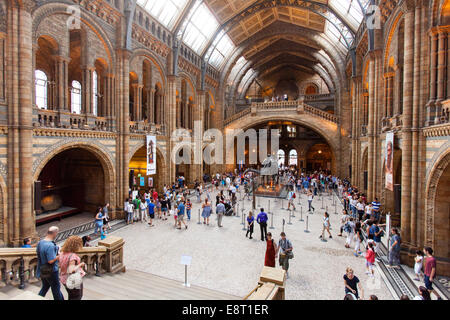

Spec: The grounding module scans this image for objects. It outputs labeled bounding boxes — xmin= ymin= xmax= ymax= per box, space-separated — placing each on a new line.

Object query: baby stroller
xmin=224 ymin=200 xmax=234 ymax=216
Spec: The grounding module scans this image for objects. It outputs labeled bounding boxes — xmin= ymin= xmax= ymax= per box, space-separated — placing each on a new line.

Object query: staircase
xmin=0 ymin=269 xmax=241 ymax=300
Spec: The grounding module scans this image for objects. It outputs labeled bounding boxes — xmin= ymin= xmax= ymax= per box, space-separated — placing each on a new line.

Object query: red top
xmin=152 ymin=191 xmax=158 ymax=201
xmin=264 ymin=239 xmax=276 ymax=268
xmin=425 ymin=256 xmax=436 ymax=277
xmin=365 ymin=248 xmax=375 ymax=264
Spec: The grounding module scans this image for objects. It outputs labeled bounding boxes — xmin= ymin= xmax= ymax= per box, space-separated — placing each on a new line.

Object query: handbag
xmin=37 ymin=242 xmax=54 ymax=279
xmin=66 ymin=254 xmax=83 ymax=290
xmin=39 ymin=263 xmax=53 ymax=279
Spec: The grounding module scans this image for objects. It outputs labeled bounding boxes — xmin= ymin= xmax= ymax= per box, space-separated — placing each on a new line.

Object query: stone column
xmin=113 ymin=49 xmax=131 ymax=219
xmin=149 ymin=88 xmax=155 ymax=124
xmin=410 ymin=3 xmax=424 ymax=247
xmin=54 ymin=56 xmax=69 ymax=111
xmin=82 ymin=66 xmax=93 ymax=114
xmin=167 ymin=75 xmax=178 ymax=184
xmin=6 ymin=0 xmax=34 ymax=244
xmin=367 ymin=55 xmax=376 ymax=201
xmin=426 ymin=30 xmax=438 ymax=125
xmin=351 ymin=77 xmax=358 ymax=185
xmin=401 ymin=5 xmax=415 ymax=246
xmin=435 ymin=29 xmax=447 ymax=123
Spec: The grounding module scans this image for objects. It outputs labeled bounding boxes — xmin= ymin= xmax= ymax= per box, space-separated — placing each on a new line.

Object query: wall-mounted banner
xmin=147 ymin=135 xmax=156 ymax=176
xmin=385 ymin=132 xmax=394 ymax=191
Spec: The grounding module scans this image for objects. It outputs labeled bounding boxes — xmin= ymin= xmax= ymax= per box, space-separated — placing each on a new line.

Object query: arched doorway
xmin=306 ymin=143 xmax=332 ymax=173
xmin=35 ymin=147 xmax=111 ymax=225
xmin=129 ymin=146 xmax=165 ymax=195
xmin=426 ymin=151 xmax=450 ymax=276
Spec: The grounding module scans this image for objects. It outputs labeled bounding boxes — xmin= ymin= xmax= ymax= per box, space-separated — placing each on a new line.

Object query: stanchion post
xmin=288 ymin=210 xmax=292 ymax=225
xmin=321 ymin=196 xmax=324 ymax=209
xmin=334 ymin=202 xmax=337 ymax=215
xmin=197 ymin=209 xmax=201 ymax=225
xmin=282 ymin=218 xmax=285 ymax=233
xmin=236 ymin=203 xmax=240 ymax=218
xmin=270 ymin=211 xmax=274 ymax=229
xmin=304 ymin=216 xmax=310 ymax=233
xmin=299 ymin=206 xmax=304 ymax=222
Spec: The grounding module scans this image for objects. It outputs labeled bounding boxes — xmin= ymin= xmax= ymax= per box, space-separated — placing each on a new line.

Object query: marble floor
xmin=98 ymin=189 xmax=394 ymax=300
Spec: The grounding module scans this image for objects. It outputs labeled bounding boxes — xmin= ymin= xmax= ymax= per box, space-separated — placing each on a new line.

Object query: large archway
xmin=129 ymin=145 xmax=166 ymax=196
xmin=35 ymin=147 xmax=111 ymax=226
xmin=231 ymin=121 xmax=335 ymax=174
xmin=426 ymin=151 xmax=450 ymax=276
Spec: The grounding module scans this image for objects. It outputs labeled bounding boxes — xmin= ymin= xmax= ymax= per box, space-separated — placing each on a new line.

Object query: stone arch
xmin=129 ymin=142 xmax=168 ymax=192
xmin=32 ymin=141 xmax=116 ymax=210
xmin=179 ymin=72 xmax=197 ymax=102
xmin=383 ymin=11 xmax=404 ymax=71
xmin=32 ymin=2 xmax=116 ymax=66
xmin=226 ymin=115 xmax=339 ymax=174
xmin=129 ymin=49 xmax=167 ymax=89
xmin=425 ymin=149 xmax=450 ymax=276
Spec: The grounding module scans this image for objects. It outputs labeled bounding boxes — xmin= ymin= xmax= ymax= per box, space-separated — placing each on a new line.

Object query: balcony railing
xmin=0 ymin=236 xmax=125 ymax=289
xmin=224 ymin=100 xmax=339 ymax=126
xmin=34 ymin=107 xmax=112 ymax=132
xmin=129 ymin=121 xmax=166 ymax=136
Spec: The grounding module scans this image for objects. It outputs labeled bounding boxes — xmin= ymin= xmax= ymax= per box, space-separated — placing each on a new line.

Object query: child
xmin=414 ymin=250 xmax=424 ymax=282
xmin=186 ymin=199 xmax=192 ymax=221
xmin=173 ymin=207 xmax=178 ymax=228
xmin=365 ymin=242 xmax=375 ymax=276
xmin=319 ymin=212 xmax=332 ymax=239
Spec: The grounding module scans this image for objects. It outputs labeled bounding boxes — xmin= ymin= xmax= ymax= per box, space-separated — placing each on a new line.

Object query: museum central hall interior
xmin=0 ymin=0 xmax=449 ymax=302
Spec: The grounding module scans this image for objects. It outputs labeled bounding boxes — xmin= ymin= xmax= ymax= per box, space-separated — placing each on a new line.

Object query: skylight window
xmin=136 ymin=0 xmax=189 ymax=30
xmin=208 ymin=31 xmax=235 ymax=69
xmin=182 ymin=3 xmax=219 ymax=53
xmin=328 ymin=0 xmax=368 ymax=32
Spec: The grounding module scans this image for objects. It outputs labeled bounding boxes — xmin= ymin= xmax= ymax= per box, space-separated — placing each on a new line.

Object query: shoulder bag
xmin=66 ymin=254 xmax=83 ymax=290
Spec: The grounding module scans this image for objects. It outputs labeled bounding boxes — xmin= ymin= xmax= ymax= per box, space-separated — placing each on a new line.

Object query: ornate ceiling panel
xmin=205 ymin=0 xmax=327 ymax=45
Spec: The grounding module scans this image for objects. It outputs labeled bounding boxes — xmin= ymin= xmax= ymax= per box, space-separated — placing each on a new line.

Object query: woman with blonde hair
xmin=59 ymin=236 xmax=86 ymax=300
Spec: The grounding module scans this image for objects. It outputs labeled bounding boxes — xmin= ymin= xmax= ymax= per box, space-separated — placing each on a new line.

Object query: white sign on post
xmin=181 ymin=255 xmax=192 ymax=288
xmin=385 ymin=214 xmax=391 ymax=250
xmin=180 ymin=255 xmax=192 ymax=266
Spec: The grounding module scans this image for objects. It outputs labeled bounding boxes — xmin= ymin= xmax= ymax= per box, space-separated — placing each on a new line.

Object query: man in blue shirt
xmin=147 ymin=198 xmax=155 ymax=227
xmin=216 ymin=201 xmax=226 ymax=227
xmin=36 ymin=226 xmax=64 ymax=300
xmin=22 ymin=238 xmax=32 ymax=248
xmin=371 ymin=198 xmax=381 ymax=222
xmin=177 ymin=199 xmax=187 ymax=230
xmin=257 ymin=208 xmax=269 ymax=241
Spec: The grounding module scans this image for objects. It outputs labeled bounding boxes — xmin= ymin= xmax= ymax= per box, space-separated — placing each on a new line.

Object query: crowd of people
xmin=31 ymin=168 xmax=444 ymax=301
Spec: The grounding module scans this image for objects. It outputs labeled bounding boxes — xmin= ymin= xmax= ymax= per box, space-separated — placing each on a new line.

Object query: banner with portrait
xmin=385 ymin=132 xmax=394 ymax=191
xmin=146 ymin=135 xmax=156 ymax=176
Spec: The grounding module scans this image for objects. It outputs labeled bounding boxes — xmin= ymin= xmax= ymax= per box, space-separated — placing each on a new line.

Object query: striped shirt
xmin=372 ymin=201 xmax=381 ymax=211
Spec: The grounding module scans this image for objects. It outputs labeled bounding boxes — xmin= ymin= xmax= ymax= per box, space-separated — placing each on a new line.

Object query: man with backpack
xmin=37 ymin=226 xmax=64 ymax=300
xmin=368 ymin=221 xmax=384 ymax=261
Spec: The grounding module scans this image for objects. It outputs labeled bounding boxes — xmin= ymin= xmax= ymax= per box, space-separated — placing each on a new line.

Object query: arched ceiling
xmin=136 ymin=0 xmax=369 ymax=99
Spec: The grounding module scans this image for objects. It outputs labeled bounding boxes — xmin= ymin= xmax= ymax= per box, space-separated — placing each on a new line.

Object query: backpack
xmin=344 ymin=222 xmax=352 ymax=233
xmin=293 ymin=192 xmax=296 ymax=199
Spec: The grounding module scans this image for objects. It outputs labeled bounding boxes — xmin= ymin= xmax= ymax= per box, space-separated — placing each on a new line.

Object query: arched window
xmin=35 ymin=70 xmax=48 ymax=109
xmin=277 ymin=150 xmax=286 ymax=167
xmin=92 ymin=71 xmax=98 ymax=116
xmin=71 ymin=80 xmax=82 ymax=114
xmin=289 ymin=149 xmax=298 ymax=166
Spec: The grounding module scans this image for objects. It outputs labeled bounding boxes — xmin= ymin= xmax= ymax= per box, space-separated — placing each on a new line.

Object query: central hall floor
xmin=101 ymin=189 xmax=394 ymax=300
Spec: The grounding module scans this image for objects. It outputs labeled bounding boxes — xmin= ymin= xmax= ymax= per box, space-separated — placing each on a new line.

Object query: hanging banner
xmin=385 ymin=132 xmax=394 ymax=191
xmin=147 ymin=135 xmax=156 ymax=176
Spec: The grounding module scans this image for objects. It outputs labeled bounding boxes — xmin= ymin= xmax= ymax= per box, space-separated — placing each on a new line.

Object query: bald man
xmin=36 ymin=226 xmax=64 ymax=300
